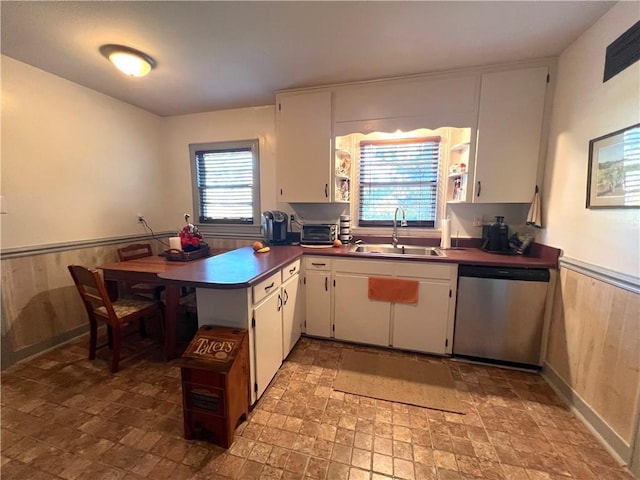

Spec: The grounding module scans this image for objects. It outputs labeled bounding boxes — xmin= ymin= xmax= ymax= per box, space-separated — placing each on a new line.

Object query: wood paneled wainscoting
xmin=543 ymin=259 xmax=640 ymax=474
xmin=0 ymin=235 xmax=253 ymax=370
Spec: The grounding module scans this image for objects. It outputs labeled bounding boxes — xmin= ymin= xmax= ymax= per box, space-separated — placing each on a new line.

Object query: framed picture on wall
xmin=586 ymin=123 xmax=640 ymax=208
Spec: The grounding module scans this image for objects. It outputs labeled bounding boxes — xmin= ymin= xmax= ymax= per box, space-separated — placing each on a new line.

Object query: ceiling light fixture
xmin=99 ymin=44 xmax=156 ymax=77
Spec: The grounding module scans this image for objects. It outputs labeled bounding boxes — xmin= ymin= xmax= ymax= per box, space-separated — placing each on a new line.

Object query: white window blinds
xmin=358 ymin=137 xmax=441 ymax=228
xmin=195 ymin=145 xmax=256 ymax=224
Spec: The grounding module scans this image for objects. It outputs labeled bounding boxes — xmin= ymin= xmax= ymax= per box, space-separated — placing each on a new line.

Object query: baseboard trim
xmin=543 ymin=361 xmax=632 ymax=465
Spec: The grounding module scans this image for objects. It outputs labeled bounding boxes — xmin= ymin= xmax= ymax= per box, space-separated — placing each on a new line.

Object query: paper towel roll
xmin=169 ymin=236 xmax=182 ymax=251
xmin=440 ymin=219 xmax=451 ymax=249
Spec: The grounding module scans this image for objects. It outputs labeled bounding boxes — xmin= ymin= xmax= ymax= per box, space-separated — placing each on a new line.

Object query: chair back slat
xmin=68 ymin=265 xmax=117 ymax=320
xmin=118 ymin=243 xmax=153 ymax=262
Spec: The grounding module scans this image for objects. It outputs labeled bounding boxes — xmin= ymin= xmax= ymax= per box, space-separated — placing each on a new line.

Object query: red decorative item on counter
xmin=179 ymin=214 xmax=205 ymax=252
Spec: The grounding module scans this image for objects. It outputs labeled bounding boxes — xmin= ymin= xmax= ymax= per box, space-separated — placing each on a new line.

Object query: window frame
xmin=189 ymin=139 xmax=262 ymax=238
xmin=357 ymin=136 xmax=442 ymax=229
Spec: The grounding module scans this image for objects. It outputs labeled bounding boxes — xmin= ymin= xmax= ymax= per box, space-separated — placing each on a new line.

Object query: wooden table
xmin=97 ymin=254 xmax=214 ymax=360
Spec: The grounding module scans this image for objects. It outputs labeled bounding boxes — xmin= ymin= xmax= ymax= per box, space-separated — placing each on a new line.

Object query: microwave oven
xmin=301 ymin=224 xmax=338 ymax=245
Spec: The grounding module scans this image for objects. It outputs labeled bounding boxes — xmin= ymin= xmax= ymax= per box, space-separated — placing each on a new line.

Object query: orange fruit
xmin=333 ymin=239 xmax=343 ymax=247
xmin=253 ymin=241 xmax=264 ymax=251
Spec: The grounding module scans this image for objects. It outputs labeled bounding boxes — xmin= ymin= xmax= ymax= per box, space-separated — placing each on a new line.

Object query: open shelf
xmin=449 ymin=171 xmax=468 ymax=178
xmin=451 ymin=142 xmax=470 ymax=152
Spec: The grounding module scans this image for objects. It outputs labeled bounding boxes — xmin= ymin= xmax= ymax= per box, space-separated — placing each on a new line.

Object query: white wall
xmin=159 ymin=107 xmax=277 ymax=234
xmin=1 ymin=56 xmax=164 ymax=250
xmin=541 ymin=2 xmax=640 ymax=277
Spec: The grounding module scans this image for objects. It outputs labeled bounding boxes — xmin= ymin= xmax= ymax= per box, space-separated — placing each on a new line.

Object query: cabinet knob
xmin=325 ymin=184 xmax=328 ymax=198
xmin=265 ymin=282 xmax=275 ymax=292
xmin=477 ymin=181 xmax=482 ymax=197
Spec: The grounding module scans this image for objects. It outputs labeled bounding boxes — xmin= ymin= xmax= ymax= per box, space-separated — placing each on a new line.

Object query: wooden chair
xmin=117 ymin=243 xmax=165 ymax=300
xmin=68 ymin=265 xmax=165 ymax=373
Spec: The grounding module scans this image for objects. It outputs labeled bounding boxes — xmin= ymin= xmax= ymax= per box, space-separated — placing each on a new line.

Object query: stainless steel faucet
xmin=391 ymin=207 xmax=407 ymax=247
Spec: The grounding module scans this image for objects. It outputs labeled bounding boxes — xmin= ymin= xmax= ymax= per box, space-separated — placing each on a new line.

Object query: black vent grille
xmin=604 ymin=20 xmax=640 ymax=82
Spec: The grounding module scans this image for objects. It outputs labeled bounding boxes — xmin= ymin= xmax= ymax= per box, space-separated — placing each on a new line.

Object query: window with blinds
xmin=358 ymin=137 xmax=441 ymax=228
xmin=190 ymin=139 xmax=260 ymax=225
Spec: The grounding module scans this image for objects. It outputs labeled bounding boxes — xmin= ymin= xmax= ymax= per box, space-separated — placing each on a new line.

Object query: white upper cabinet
xmin=277 ymin=90 xmax=333 ymax=203
xmin=333 ymin=73 xmax=479 ymax=136
xmin=473 ymin=66 xmax=549 ymax=203
xmin=275 ymin=61 xmax=552 ymax=205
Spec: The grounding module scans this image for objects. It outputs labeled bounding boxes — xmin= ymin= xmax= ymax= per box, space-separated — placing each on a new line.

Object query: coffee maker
xmin=482 ymin=216 xmax=510 ymax=253
xmin=262 ymin=211 xmax=288 ymax=245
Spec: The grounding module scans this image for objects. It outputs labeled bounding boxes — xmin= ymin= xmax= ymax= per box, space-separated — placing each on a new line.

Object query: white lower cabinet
xmin=253 ymin=290 xmax=283 ymax=400
xmin=303 ymin=257 xmax=332 ymax=337
xmin=281 ymin=273 xmax=302 ymax=359
xmin=392 ymin=279 xmax=453 ymax=354
xmin=331 ymin=259 xmax=457 ymax=355
xmin=333 ymin=273 xmax=391 ymax=346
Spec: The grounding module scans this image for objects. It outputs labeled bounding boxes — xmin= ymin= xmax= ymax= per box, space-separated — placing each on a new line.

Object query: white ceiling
xmin=1 ymin=1 xmax=615 ymax=117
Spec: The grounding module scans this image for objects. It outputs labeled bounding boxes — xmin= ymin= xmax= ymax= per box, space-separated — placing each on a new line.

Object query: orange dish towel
xmin=368 ymin=277 xmax=419 ymax=304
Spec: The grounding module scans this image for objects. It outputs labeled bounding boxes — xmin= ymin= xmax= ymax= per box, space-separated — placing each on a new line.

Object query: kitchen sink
xmin=351 ymin=244 xmax=445 ymax=257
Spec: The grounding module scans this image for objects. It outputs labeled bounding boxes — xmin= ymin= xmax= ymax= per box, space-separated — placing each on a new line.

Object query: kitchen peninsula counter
xmin=159 ymin=243 xmax=559 ymax=289
xmin=159 ymin=242 xmax=559 ymax=404
xmin=158 ymin=245 xmax=303 ymax=289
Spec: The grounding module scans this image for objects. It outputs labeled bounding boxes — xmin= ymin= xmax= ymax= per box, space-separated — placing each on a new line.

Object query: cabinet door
xmin=474 ymin=66 xmax=548 ymax=203
xmin=393 ymin=280 xmax=452 ymax=355
xmin=304 ymin=270 xmax=331 ymax=337
xmin=253 ymin=292 xmax=283 ymax=400
xmin=282 ymin=274 xmax=301 ymax=359
xmin=277 ymin=91 xmax=332 ymax=202
xmin=334 ymin=273 xmax=391 ymax=347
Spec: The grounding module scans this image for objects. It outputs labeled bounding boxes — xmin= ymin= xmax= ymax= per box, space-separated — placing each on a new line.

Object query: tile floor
xmin=1 ymin=332 xmax=635 ymax=480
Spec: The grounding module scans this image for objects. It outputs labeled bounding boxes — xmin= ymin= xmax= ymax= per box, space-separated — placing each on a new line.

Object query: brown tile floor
xmin=1 ymin=332 xmax=635 ymax=480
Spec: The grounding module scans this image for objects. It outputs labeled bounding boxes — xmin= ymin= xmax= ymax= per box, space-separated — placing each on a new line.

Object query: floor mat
xmin=333 ymin=350 xmax=465 ymax=414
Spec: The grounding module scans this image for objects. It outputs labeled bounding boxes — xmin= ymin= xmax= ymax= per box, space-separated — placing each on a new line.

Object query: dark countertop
xmin=159 ymin=242 xmax=560 ymax=290
xmin=158 ymin=246 xmax=303 ymax=289
xmin=307 ymin=244 xmax=559 ymax=269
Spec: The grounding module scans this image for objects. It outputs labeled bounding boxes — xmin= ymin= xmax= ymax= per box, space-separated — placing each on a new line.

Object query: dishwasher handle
xmin=458 ymin=265 xmax=550 ymax=282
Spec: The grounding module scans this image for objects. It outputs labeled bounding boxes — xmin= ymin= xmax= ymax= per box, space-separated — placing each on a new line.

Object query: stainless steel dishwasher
xmin=453 ymin=265 xmax=550 ymax=368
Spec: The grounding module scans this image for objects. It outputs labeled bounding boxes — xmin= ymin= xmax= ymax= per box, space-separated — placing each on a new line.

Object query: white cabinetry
xmin=253 ymin=287 xmax=283 ymax=400
xmin=281 ymin=261 xmax=302 ymax=359
xmin=333 ymin=272 xmax=391 ymax=346
xmin=331 ymin=259 xmax=457 ymax=355
xmin=195 ymin=259 xmax=301 ymax=404
xmin=391 ymin=263 xmax=457 ymax=355
xmin=303 ymin=257 xmax=332 ymax=338
xmin=276 ymin=91 xmax=333 ymax=202
xmin=332 ymin=259 xmax=395 ymax=347
xmin=473 ymin=66 xmax=549 ymax=203
xmin=333 ymin=73 xmax=479 ymax=135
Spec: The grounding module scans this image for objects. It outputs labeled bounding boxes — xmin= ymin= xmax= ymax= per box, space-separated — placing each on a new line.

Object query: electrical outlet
xmin=473 ymin=216 xmax=482 ymax=227
xmin=137 ymin=215 xmax=144 ymax=223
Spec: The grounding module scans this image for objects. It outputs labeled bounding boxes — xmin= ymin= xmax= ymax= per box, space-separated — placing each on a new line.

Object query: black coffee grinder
xmin=482 ymin=216 xmax=510 ymax=253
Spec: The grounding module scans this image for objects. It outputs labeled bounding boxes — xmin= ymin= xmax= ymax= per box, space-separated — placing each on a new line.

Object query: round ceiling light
xmin=99 ymin=44 xmax=156 ymax=77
